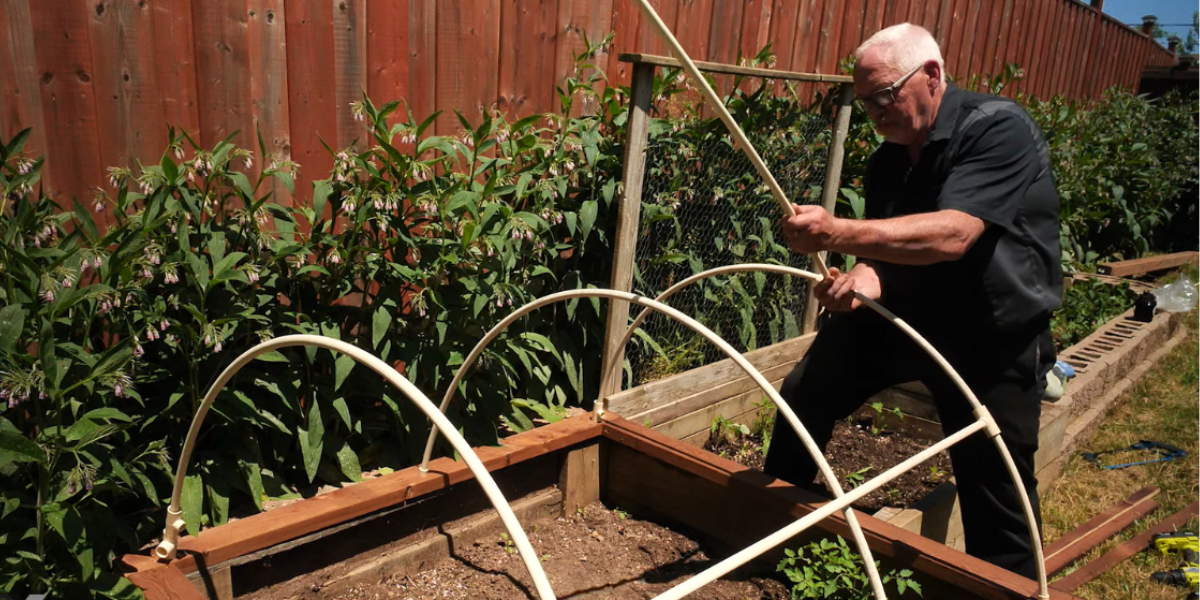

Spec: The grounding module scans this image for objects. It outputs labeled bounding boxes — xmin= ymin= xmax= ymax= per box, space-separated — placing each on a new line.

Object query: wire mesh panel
xmin=624 ymin=79 xmax=839 ymax=387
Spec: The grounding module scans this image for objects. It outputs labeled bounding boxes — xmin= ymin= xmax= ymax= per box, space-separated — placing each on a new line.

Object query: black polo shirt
xmin=863 ymin=83 xmax=1062 ymax=330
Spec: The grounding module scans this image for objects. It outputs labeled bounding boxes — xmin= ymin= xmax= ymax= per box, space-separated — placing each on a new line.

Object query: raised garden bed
xmin=121 ymin=415 xmax=1078 ymax=600
xmin=610 ymin=300 xmax=1189 ymax=551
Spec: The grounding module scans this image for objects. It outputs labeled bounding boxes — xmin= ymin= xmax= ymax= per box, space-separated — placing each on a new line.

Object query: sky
xmin=1101 ymin=0 xmax=1197 ymax=45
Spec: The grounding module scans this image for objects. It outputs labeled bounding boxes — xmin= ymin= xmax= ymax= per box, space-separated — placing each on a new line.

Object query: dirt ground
xmin=705 ymin=414 xmax=953 ymax=513
xmin=308 ymin=502 xmax=790 ymax=600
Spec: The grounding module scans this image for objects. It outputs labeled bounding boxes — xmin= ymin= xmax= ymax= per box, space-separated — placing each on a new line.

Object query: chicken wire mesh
xmin=622 ymin=80 xmax=840 ymax=387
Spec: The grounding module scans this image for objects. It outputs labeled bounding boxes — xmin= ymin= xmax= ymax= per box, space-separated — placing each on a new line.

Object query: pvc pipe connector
xmin=972 ymin=405 xmax=1003 ymax=438
xmin=154 ymin=507 xmax=185 ymax=560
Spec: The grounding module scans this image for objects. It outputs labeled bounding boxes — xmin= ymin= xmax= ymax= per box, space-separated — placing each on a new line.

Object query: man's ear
xmin=925 ymin=61 xmax=942 ymax=93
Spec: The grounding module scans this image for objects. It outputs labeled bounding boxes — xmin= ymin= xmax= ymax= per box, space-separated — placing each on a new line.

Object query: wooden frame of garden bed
xmin=121 ymin=413 xmax=1081 ymax=600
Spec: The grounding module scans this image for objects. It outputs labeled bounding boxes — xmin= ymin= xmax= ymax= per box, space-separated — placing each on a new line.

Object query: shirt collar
xmin=925 ymin=82 xmax=963 ymax=145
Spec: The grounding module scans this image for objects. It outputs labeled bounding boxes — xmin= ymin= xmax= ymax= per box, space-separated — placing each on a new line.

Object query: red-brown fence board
xmin=435 ymin=2 xmax=500 ymax=139
xmin=638 ymin=0 xmax=679 ymax=64
xmin=1 ymin=0 xmax=1179 ymax=206
xmin=0 ymin=0 xmax=48 ymax=165
xmin=192 ymin=1 xmax=253 ymax=153
xmin=150 ymin=0 xmax=200 ymax=147
xmin=285 ymin=0 xmax=337 ymax=200
xmin=407 ymin=0 xmax=437 ymax=134
xmin=553 ymin=0 xmax=614 ymax=118
xmin=28 ymin=0 xmax=104 ymax=205
xmin=248 ymin=0 xmax=291 ymax=203
xmin=333 ymin=0 xmax=367 ymax=152
xmin=88 ymin=0 xmax=169 ymax=174
xmin=499 ymin=0 xmax=560 ymax=119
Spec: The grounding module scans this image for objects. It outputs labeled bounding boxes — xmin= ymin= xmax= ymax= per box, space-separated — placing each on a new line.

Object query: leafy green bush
xmin=778 ymin=536 xmax=922 ymax=599
xmin=1051 ymin=279 xmax=1138 ymax=350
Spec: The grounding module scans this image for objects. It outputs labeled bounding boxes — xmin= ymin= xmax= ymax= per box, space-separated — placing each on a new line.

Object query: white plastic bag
xmin=1152 ymin=274 xmax=1198 ymax=312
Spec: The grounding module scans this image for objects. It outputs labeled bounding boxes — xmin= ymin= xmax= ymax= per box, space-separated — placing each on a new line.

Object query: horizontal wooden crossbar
xmin=123 ymin=415 xmax=602 ymax=576
xmin=1097 ymin=251 xmax=1199 ymax=278
xmin=618 ymin=52 xmax=854 ymax=83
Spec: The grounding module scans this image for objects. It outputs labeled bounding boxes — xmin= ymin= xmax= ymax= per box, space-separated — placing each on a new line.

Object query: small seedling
xmin=928 ymin=465 xmax=946 ymax=481
xmin=499 ymin=532 xmax=516 ymax=554
xmin=576 ymin=506 xmax=589 ymax=517
xmin=613 ymin=508 xmax=629 ymax=520
xmin=886 ymin=487 xmax=903 ymax=502
xmin=845 ymin=466 xmax=872 ymax=489
xmin=779 ymin=536 xmax=923 ymax=598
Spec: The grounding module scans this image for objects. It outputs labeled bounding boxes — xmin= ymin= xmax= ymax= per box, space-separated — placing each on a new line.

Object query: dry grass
xmin=1041 ymin=305 xmax=1199 ymax=600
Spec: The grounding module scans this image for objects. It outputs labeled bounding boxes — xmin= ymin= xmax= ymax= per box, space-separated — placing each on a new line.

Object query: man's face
xmin=854 ymin=50 xmax=935 ymax=146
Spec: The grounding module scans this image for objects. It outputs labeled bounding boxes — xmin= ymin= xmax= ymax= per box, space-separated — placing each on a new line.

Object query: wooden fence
xmin=0 ymin=0 xmax=1177 ymax=205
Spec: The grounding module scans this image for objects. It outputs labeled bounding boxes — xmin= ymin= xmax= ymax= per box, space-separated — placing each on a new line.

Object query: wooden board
xmin=28 ymin=0 xmax=104 ymax=205
xmin=1098 ymin=252 xmax=1200 ymax=278
xmin=0 ymin=0 xmax=49 ymax=166
xmin=498 ymin=0 xmax=560 ymax=119
xmin=88 ymin=0 xmax=168 ymax=174
xmin=618 ymin=52 xmax=852 ymax=82
xmin=601 ymin=415 xmax=1085 ymax=600
xmin=333 ymin=0 xmax=367 ymax=152
xmin=1051 ymin=501 xmax=1200 ymax=593
xmin=634 ymin=358 xmax=793 ymax=427
xmin=137 ymin=415 xmax=601 ymax=575
xmin=125 ymin=564 xmax=209 ymax=600
xmin=605 ymin=332 xmax=816 ymax=418
xmin=1042 ymin=486 xmax=1161 ymax=576
xmin=248 ymin=0 xmax=292 ymax=203
xmin=284 ymin=0 xmax=338 ymax=200
xmin=435 ymin=2 xmax=500 ymax=138
xmin=150 ymin=0 xmax=201 ymax=144
xmin=365 ymin=0 xmax=410 ymax=110
xmin=406 ymin=1 xmax=436 ymax=136
xmin=192 ymin=0 xmax=253 ymax=152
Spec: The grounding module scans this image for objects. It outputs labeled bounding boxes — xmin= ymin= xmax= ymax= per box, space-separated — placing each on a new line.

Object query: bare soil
xmin=302 ymin=502 xmax=790 ymax=600
xmin=705 ymin=413 xmax=952 ymax=513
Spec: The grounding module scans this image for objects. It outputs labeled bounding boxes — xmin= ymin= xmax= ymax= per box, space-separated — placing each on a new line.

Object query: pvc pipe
xmin=420 ymin=288 xmax=882 ymax=599
xmin=613 ymin=263 xmax=1048 ymax=599
xmin=650 ymin=419 xmax=989 ymax=600
xmin=154 ymin=335 xmax=559 ymax=600
xmin=630 ymin=0 xmax=830 ymax=280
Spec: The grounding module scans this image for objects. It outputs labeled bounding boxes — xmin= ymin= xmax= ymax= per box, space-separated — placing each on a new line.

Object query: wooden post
xmin=596 ymin=62 xmax=656 ymax=410
xmin=559 ymin=442 xmax=601 ymax=514
xmin=801 ymin=83 xmax=856 ymax=334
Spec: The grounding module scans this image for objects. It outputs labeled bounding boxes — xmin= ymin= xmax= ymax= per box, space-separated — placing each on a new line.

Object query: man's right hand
xmin=813 ymin=262 xmax=882 ymax=312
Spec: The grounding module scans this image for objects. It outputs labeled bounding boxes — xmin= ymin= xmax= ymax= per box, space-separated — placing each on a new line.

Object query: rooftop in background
xmin=1101 ymin=0 xmax=1196 ymax=46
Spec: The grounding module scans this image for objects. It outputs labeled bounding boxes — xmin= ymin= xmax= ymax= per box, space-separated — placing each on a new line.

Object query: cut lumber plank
xmin=136 ymin=415 xmax=601 ymax=575
xmin=1097 ymin=252 xmax=1200 ymax=278
xmin=125 ymin=564 xmax=209 ymax=600
xmin=1043 ymin=486 xmax=1161 ymax=576
xmin=618 ymin=52 xmax=853 ymax=83
xmin=601 ymin=414 xmax=1083 ymax=600
xmin=605 ymin=333 xmax=815 ymax=418
xmin=1051 ymin=500 xmax=1200 ymax=593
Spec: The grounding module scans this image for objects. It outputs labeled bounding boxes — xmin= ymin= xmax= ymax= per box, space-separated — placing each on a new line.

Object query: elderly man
xmin=763 ymin=23 xmax=1061 ymax=578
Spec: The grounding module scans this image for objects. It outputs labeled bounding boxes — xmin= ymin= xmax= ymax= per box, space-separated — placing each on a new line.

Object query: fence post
xmin=801 ymin=83 xmax=856 ymax=334
xmin=596 ymin=61 xmax=656 ymax=414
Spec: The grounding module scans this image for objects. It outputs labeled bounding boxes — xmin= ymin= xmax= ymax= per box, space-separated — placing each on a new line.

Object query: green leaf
xmin=334 ymin=354 xmax=355 ymax=392
xmin=0 ymin=431 xmax=45 ymax=466
xmin=160 ymin=153 xmax=179 ymax=183
xmin=212 ymin=251 xmax=247 ymax=282
xmin=332 ymin=397 xmax=353 ymax=430
xmin=334 ymin=441 xmax=363 ymax=483
xmin=0 ymin=305 xmax=26 ymax=354
xmin=579 ymin=200 xmax=598 ymax=243
xmin=227 ymin=171 xmax=255 ymax=198
xmin=299 ymin=399 xmax=325 ymax=483
xmin=312 ymin=179 xmax=332 ymax=221
xmin=207 ymin=231 xmax=227 ymax=266
xmin=372 ymin=305 xmax=392 ymax=350
xmin=186 ymin=251 xmax=211 ymax=289
xmin=182 ymin=473 xmax=204 ymax=536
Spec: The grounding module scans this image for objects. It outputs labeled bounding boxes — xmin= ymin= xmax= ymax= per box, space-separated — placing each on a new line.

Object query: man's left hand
xmin=783 ymin=204 xmax=840 ymax=253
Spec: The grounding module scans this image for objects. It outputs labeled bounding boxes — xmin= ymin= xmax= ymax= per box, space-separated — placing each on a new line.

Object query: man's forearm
xmin=829 ymin=210 xmax=984 ymax=265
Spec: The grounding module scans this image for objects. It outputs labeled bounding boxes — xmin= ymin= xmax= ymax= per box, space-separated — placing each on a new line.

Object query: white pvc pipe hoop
xmin=421 ymin=288 xmax=885 ymax=599
xmin=612 ymin=263 xmax=1049 ymax=600
xmin=153 ymin=335 xmax=559 ymax=600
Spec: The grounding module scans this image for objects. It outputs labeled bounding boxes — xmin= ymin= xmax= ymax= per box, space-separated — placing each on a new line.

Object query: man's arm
xmin=784 ymin=204 xmax=986 ymax=266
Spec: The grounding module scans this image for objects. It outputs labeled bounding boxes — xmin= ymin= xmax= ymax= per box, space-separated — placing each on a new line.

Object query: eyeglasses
xmin=855 ymin=63 xmax=925 ymax=109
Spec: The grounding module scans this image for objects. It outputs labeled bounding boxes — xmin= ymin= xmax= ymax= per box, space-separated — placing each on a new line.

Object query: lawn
xmin=1041 ymin=285 xmax=1198 ymax=599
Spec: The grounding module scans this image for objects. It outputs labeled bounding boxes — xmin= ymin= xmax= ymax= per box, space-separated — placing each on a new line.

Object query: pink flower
xmin=160 ymin=319 xmax=169 ymax=331
xmin=214 ymin=341 xmax=222 ymax=353
xmin=41 ymin=290 xmax=53 ymax=303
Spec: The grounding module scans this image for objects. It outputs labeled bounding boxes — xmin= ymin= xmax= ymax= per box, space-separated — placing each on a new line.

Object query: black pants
xmin=762 ymin=308 xmax=1055 ymax=579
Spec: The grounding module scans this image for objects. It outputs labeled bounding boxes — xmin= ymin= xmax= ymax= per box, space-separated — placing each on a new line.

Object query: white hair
xmin=855 ymin=23 xmax=945 ymax=82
